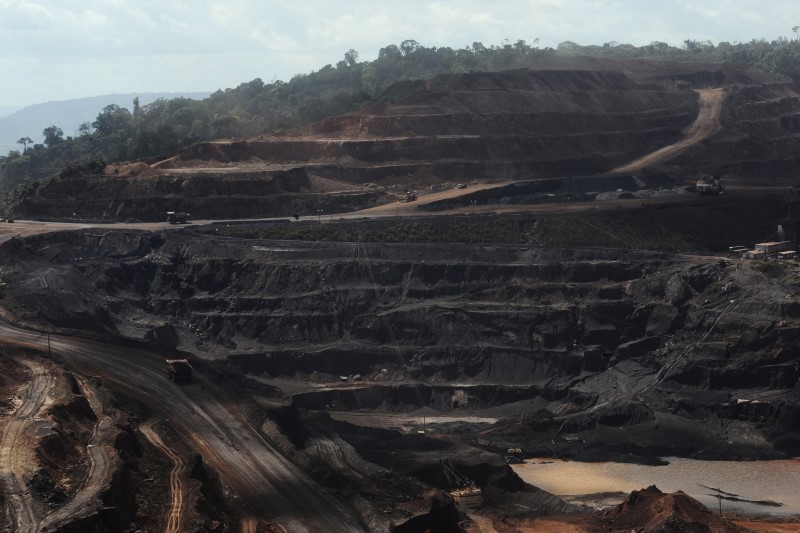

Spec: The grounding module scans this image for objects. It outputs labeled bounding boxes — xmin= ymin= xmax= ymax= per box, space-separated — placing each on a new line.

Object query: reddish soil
xmin=599 ymin=485 xmax=750 ymax=532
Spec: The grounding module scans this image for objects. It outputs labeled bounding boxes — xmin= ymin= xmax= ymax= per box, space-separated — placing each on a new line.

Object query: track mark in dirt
xmin=613 ymin=88 xmax=726 ymax=173
xmin=0 ymin=358 xmax=53 ymax=532
xmin=0 ymin=324 xmax=365 ymax=531
xmin=239 ymin=516 xmax=288 ymax=533
xmin=466 ymin=512 xmax=501 ymax=533
xmin=140 ymin=418 xmax=186 ymax=533
xmin=39 ymin=374 xmax=117 ymax=532
xmin=354 ymin=181 xmax=514 ymax=216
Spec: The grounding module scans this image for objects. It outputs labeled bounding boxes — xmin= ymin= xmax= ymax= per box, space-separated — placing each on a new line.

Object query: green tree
xmin=344 ymin=48 xmax=359 ymax=66
xmin=16 ymin=137 xmax=33 ymax=153
xmin=42 ymin=126 xmax=64 ymax=148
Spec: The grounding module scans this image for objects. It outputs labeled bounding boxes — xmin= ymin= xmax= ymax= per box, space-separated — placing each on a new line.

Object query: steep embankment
xmin=1 ymin=227 xmax=799 ymax=461
xmin=698 ymin=82 xmax=800 ymax=179
xmin=20 ymin=68 xmax=700 ymax=221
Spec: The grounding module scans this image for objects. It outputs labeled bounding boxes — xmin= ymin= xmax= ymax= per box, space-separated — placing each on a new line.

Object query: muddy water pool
xmin=512 ymin=457 xmax=800 ymax=516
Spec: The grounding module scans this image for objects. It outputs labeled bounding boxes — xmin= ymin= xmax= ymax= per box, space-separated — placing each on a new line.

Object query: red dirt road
xmin=613 ymin=89 xmax=726 ymax=173
xmin=0 ymin=322 xmax=366 ymax=532
xmin=0 ymin=358 xmax=52 ymax=532
xmin=140 ymin=419 xmax=186 ymax=533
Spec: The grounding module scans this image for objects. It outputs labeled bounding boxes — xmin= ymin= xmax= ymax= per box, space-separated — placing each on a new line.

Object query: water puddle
xmin=512 ymin=457 xmax=800 ymax=516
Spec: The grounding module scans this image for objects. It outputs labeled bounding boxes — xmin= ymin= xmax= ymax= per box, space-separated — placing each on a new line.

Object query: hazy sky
xmin=1 ymin=0 xmax=797 ymax=109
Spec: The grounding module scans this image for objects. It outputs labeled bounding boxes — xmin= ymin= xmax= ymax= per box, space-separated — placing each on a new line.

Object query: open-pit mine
xmin=1 ymin=58 xmax=800 ymax=532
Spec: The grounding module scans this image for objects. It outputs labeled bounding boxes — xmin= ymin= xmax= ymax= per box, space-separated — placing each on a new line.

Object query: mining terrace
xmin=1 ymin=58 xmax=800 ymax=531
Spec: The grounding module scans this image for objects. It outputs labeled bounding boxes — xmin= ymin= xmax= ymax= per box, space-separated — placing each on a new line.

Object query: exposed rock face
xmin=709 ymin=82 xmax=800 ymax=179
xmin=2 ymin=227 xmax=799 ymax=460
xmin=20 ymin=67 xmax=702 ymax=221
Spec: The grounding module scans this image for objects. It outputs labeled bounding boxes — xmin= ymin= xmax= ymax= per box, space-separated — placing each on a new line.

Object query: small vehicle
xmin=166 ymin=359 xmax=193 ymax=382
xmin=166 ymin=211 xmax=190 ymax=224
xmin=457 ymin=183 xmax=467 ymax=189
xmin=694 ymin=174 xmax=724 ymax=195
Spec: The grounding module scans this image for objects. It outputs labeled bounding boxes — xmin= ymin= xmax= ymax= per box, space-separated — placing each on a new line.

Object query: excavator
xmin=441 ymin=458 xmax=483 ymax=507
xmin=695 ymin=174 xmax=724 ymax=195
xmin=693 ymin=165 xmax=726 ymax=195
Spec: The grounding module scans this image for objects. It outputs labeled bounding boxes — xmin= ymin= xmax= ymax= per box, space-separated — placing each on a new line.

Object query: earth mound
xmin=602 ymin=485 xmax=749 ymax=532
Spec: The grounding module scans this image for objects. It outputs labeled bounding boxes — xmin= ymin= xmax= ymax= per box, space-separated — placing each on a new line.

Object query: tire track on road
xmin=140 ymin=418 xmax=186 ymax=533
xmin=39 ymin=374 xmax=116 ymax=532
xmin=0 ymin=323 xmax=366 ymax=532
xmin=0 ymin=359 xmax=53 ymax=533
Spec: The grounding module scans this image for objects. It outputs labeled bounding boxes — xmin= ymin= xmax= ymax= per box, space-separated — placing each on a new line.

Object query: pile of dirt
xmin=0 ymin=346 xmax=30 ymax=412
xmin=601 ymin=485 xmax=749 ymax=532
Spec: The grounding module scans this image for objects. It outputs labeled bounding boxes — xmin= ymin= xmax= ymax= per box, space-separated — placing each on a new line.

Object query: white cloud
xmin=1 ymin=0 xmax=798 ymax=107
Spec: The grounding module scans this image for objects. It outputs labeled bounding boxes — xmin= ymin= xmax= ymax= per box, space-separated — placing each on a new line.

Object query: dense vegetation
xmin=2 ymin=33 xmax=799 ymax=196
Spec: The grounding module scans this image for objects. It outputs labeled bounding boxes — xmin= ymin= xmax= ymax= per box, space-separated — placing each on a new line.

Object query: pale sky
xmin=1 ymin=0 xmax=797 ymax=109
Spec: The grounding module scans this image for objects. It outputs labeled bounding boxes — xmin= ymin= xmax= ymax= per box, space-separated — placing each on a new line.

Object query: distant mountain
xmin=0 ymin=92 xmax=209 ymax=155
xmin=0 ymin=105 xmax=20 ymax=119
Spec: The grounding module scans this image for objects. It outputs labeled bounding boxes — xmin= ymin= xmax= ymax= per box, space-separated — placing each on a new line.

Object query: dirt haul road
xmin=140 ymin=419 xmax=186 ymax=533
xmin=0 ymin=322 xmax=366 ymax=532
xmin=613 ymin=89 xmax=726 ymax=173
xmin=0 ymin=359 xmax=53 ymax=532
xmin=39 ymin=373 xmax=117 ymax=532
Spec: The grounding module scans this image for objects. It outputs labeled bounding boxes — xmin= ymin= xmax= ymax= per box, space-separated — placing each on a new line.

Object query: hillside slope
xmin=21 ymin=67 xmax=701 ymax=221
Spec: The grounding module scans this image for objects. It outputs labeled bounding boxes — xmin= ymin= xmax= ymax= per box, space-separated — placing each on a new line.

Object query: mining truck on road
xmin=166 ymin=211 xmax=190 ymax=224
xmin=166 ymin=359 xmax=193 ymax=382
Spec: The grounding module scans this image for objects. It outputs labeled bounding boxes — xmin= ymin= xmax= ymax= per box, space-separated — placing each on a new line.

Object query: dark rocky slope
xmin=20 ymin=67 xmax=701 ymax=221
xmin=1 ymin=224 xmax=798 ymax=461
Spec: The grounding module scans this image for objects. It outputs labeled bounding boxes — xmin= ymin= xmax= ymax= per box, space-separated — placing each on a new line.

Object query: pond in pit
xmin=512 ymin=457 xmax=800 ymax=516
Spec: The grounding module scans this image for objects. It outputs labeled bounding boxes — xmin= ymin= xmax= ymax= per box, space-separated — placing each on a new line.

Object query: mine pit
xmin=2 ymin=59 xmax=800 ymax=531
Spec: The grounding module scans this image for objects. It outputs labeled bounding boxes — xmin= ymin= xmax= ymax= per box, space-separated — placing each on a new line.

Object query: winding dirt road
xmin=0 ymin=322 xmax=366 ymax=532
xmin=613 ymin=89 xmax=726 ymax=173
xmin=39 ymin=374 xmax=116 ymax=532
xmin=0 ymin=359 xmax=52 ymax=533
xmin=140 ymin=418 xmax=186 ymax=533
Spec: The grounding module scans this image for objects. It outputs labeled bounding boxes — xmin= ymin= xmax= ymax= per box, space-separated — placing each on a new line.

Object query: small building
xmin=755 ymin=241 xmax=792 ymax=254
xmin=741 ymin=249 xmax=766 ymax=260
xmin=777 ymin=250 xmax=797 ymax=260
xmin=728 ymin=246 xmax=748 ymax=256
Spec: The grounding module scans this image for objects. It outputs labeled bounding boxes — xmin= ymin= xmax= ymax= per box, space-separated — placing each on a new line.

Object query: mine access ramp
xmin=166 ymin=358 xmax=193 ymax=382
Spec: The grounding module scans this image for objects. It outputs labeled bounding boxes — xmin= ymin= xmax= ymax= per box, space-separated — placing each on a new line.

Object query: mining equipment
xmin=695 ymin=175 xmax=724 ymax=195
xmin=441 ymin=458 xmax=483 ymax=508
xmin=166 ymin=359 xmax=193 ymax=382
xmin=166 ymin=211 xmax=190 ymax=224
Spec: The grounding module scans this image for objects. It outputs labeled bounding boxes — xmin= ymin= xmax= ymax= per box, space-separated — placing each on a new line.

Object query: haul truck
xmin=166 ymin=359 xmax=193 ymax=382
xmin=166 ymin=211 xmax=190 ymax=224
